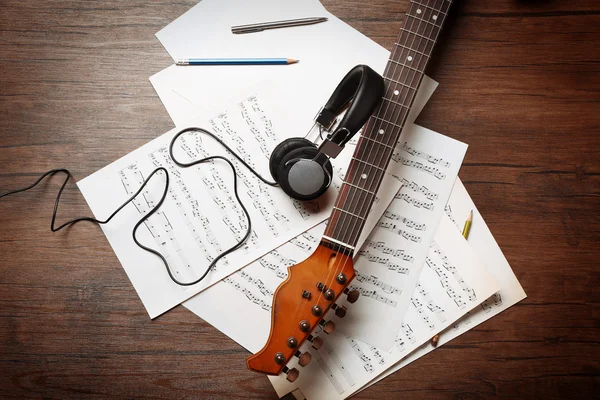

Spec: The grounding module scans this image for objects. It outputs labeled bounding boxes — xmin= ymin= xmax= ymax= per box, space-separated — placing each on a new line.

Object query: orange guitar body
xmin=246 ymin=243 xmax=355 ymax=375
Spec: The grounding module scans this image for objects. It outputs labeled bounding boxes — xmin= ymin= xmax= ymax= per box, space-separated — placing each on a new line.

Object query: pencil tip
xmin=468 ymin=210 xmax=473 ymax=220
xmin=288 ymin=59 xmax=299 ymax=64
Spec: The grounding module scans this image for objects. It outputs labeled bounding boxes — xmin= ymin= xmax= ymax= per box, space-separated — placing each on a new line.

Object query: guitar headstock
xmin=246 ymin=241 xmax=359 ymax=380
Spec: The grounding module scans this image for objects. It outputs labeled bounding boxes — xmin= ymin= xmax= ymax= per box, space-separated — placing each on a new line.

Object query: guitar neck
xmin=322 ymin=0 xmax=453 ymax=254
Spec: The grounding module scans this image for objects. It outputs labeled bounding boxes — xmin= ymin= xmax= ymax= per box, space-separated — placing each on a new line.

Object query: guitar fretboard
xmin=323 ymin=0 xmax=453 ymax=253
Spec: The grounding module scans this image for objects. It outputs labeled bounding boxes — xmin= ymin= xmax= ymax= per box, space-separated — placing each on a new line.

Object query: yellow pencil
xmin=462 ymin=210 xmax=473 ymax=240
xmin=431 ymin=210 xmax=474 ymax=347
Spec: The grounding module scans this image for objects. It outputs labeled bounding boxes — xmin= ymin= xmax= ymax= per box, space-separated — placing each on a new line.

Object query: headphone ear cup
xmin=269 ymin=137 xmax=316 ymax=182
xmin=277 ymin=146 xmax=333 ymax=201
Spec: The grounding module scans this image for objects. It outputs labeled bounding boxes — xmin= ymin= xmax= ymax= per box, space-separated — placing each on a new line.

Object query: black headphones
xmin=268 ymin=64 xmax=385 ymax=201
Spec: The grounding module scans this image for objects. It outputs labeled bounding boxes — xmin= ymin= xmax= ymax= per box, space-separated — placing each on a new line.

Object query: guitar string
xmin=314 ymin=0 xmax=447 ymax=341
xmin=323 ymin=0 xmax=429 ymax=303
xmin=320 ymin=0 xmax=450 ymax=344
xmin=304 ymin=0 xmax=430 ymax=346
xmin=308 ymin=0 xmax=424 ymax=326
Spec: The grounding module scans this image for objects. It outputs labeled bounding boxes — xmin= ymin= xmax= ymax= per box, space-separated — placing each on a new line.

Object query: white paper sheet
xmin=78 ymin=88 xmax=346 ymax=319
xmin=184 ymin=123 xmax=469 ymax=355
xmin=267 ymin=215 xmax=500 ymax=400
xmin=345 ymin=128 xmax=467 ymax=349
xmin=152 ymin=0 xmax=390 ymax=133
xmin=359 ymin=177 xmax=527 ymax=391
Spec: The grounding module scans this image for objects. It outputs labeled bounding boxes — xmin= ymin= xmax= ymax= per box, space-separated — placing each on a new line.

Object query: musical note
xmin=396 ymin=141 xmax=452 ymax=168
xmin=392 ymin=156 xmax=446 ymax=180
xmin=355 ymin=272 xmax=402 ymax=295
xmin=346 ymin=336 xmax=374 ymax=374
xmin=394 ymin=192 xmax=435 ymax=211
xmin=223 ymin=276 xmax=271 ymax=312
xmin=348 ymin=285 xmax=398 ymax=307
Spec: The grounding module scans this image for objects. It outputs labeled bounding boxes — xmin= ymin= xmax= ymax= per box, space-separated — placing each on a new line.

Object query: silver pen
xmin=232 ymin=17 xmax=328 ymax=34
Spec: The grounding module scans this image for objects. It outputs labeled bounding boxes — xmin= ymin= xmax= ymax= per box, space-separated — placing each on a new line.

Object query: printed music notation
xmin=415 ymin=282 xmax=447 ymax=323
xmin=398 ymin=178 xmax=439 ymax=201
xmin=426 ymin=256 xmax=466 ymax=309
xmin=348 ymin=285 xmax=398 ymax=307
xmin=223 ymin=277 xmax=271 ymax=312
xmin=376 ymin=221 xmax=423 ymax=243
xmin=432 ymin=242 xmax=477 ymax=302
xmin=238 ymin=270 xmax=274 ymax=298
xmin=396 ymin=141 xmax=452 ymax=168
xmin=355 ymin=272 xmax=402 ymax=295
xmin=401 ymin=323 xmax=416 ymax=344
xmin=346 ymin=336 xmax=374 ymax=374
xmin=362 ymin=240 xmax=415 ymax=263
xmin=392 ymin=155 xmax=447 ymax=180
xmin=119 ymin=164 xmax=201 ymax=282
xmin=383 ymin=210 xmax=427 ymax=231
xmin=394 ymin=192 xmax=435 ymax=211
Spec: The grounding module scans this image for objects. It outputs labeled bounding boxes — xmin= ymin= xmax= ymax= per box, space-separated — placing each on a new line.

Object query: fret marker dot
xmin=393 ymin=90 xmax=399 ymax=96
xmin=378 ymin=129 xmax=385 ymax=135
xmin=432 ymin=15 xmax=438 ymax=21
xmin=416 ymin=9 xmax=422 ymax=14
xmin=407 ymin=56 xmax=413 ymax=62
xmin=361 ymin=174 xmax=368 ymax=179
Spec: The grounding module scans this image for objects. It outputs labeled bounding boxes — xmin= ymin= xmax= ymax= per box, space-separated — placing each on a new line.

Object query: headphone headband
xmin=316 ymin=65 xmax=385 ymax=157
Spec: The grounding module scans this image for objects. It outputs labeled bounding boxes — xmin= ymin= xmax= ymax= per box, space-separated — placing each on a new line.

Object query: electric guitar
xmin=246 ymin=0 xmax=454 ymax=381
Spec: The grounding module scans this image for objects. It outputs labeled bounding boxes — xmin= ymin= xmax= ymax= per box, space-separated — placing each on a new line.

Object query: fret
xmin=387 ymin=60 xmax=423 ymax=74
xmin=337 ymin=184 xmax=376 ymax=216
xmin=345 ymin=160 xmax=386 ymax=193
xmin=393 ymin=44 xmax=430 ymax=58
xmin=411 ymin=0 xmax=450 ymax=16
xmin=353 ymin=136 xmax=395 ymax=166
xmin=351 ymin=157 xmax=387 ymax=172
xmin=342 ymin=181 xmax=376 ymax=196
xmin=325 ymin=0 xmax=453 ymax=250
xmin=384 ymin=62 xmax=423 ymax=89
xmin=406 ymin=13 xmax=441 ymax=29
xmin=405 ymin=3 xmax=443 ymax=40
xmin=372 ymin=116 xmax=404 ymax=130
xmin=383 ymin=76 xmax=417 ymax=90
xmin=360 ymin=135 xmax=395 ymax=151
xmin=333 ymin=207 xmax=366 ymax=221
xmin=390 ymin=46 xmax=429 ymax=72
xmin=398 ymin=30 xmax=435 ymax=55
xmin=399 ymin=28 xmax=437 ymax=44
xmin=381 ymin=97 xmax=411 ymax=110
xmin=326 ymin=210 xmax=366 ymax=245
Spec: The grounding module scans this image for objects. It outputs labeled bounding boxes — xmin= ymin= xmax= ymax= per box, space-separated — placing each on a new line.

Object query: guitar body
xmin=246 ymin=243 xmax=355 ymax=375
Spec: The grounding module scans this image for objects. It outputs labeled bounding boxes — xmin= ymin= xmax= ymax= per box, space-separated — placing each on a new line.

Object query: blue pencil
xmin=175 ymin=58 xmax=299 ymax=66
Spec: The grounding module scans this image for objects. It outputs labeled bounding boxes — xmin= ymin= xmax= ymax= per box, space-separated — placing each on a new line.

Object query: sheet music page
xmin=78 ymin=88 xmax=345 ymax=319
xmin=153 ymin=0 xmax=390 ymax=132
xmin=182 ymin=80 xmax=442 ymax=347
xmin=359 ymin=177 xmax=527 ymax=391
xmin=345 ymin=127 xmax=467 ymax=349
xmin=268 ymin=216 xmax=500 ymax=400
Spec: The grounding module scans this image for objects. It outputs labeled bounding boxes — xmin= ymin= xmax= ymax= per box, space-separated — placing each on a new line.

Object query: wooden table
xmin=1 ymin=1 xmax=598 ymax=398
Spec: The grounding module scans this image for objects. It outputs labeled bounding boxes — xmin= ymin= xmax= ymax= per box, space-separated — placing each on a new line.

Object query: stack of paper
xmin=78 ymin=1 xmax=526 ymax=399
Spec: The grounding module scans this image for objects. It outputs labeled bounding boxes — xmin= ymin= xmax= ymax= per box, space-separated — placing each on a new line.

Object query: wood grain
xmin=0 ymin=0 xmax=598 ymax=399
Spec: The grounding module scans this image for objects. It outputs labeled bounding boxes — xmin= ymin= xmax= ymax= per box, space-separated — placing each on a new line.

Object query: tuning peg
xmin=320 ymin=320 xmax=335 ymax=334
xmin=308 ymin=335 xmax=324 ymax=350
xmin=295 ymin=350 xmax=312 ymax=367
xmin=332 ymin=304 xmax=347 ymax=318
xmin=283 ymin=366 xmax=300 ymax=382
xmin=344 ymin=288 xmax=360 ymax=304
